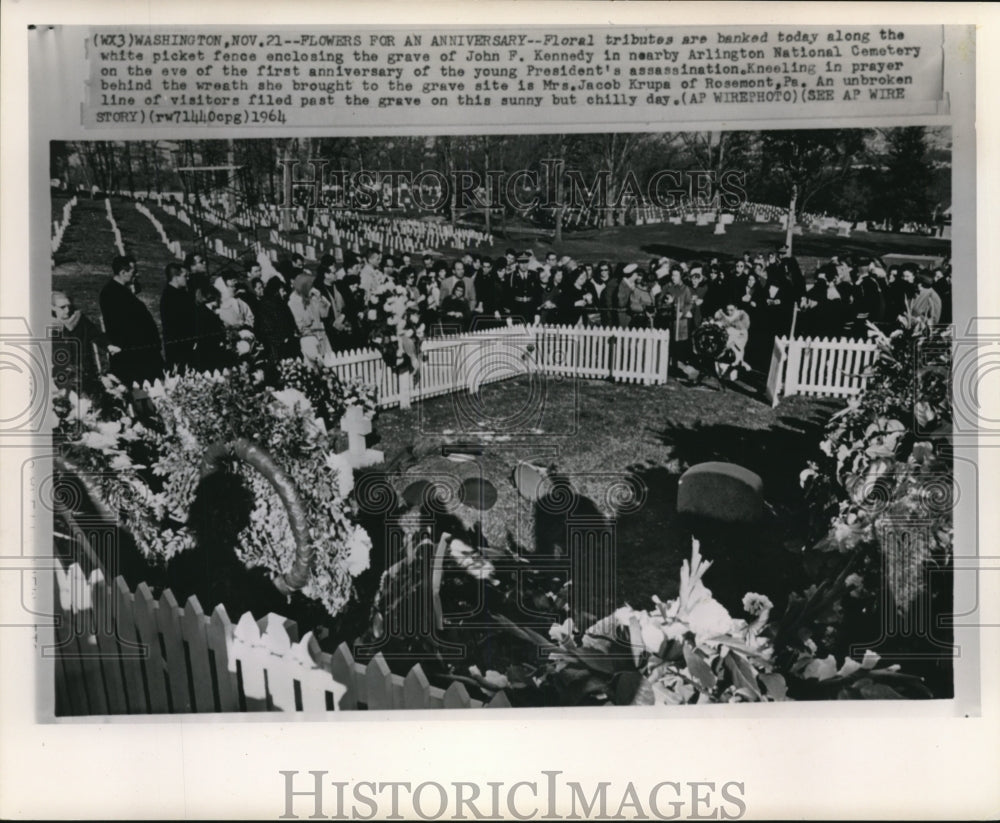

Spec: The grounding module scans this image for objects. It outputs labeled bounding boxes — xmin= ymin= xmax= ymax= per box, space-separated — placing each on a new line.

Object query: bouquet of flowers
xmin=364 ymin=280 xmax=425 ymax=373
xmin=277 ymin=357 xmax=350 ymax=428
xmin=341 ymin=375 xmax=379 ymax=417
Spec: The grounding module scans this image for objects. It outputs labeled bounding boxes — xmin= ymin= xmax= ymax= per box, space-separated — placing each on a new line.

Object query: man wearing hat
xmin=503 ymin=248 xmax=517 ymax=277
xmin=617 ymin=263 xmax=640 ymax=327
xmin=507 ymin=251 xmax=541 ymax=321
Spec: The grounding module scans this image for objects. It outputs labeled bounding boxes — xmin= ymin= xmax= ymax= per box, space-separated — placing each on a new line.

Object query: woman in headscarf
xmin=254 ymin=276 xmax=301 ymax=363
xmin=214 ymin=272 xmax=255 ymax=330
xmin=190 ymin=275 xmax=233 ymax=373
xmin=440 ymin=280 xmax=472 ymax=333
xmin=628 ymin=270 xmax=657 ymax=328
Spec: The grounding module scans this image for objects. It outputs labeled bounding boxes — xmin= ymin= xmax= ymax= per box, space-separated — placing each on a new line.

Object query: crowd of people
xmin=51 ymin=240 xmax=952 ymax=396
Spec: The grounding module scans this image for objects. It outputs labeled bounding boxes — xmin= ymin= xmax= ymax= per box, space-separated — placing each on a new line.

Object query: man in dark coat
xmin=255 ymin=276 xmax=302 ymax=364
xmin=688 ymin=267 xmax=710 ymax=328
xmin=507 ymin=252 xmax=541 ymax=323
xmin=852 ymin=263 xmax=885 ymax=337
xmin=932 ymin=268 xmax=952 ymax=325
xmin=595 ymin=261 xmax=617 ymax=327
xmin=779 ymin=244 xmax=806 ymax=300
xmin=189 ymin=275 xmax=232 ymax=373
xmin=99 ymin=255 xmax=164 ymax=387
xmin=160 ymin=262 xmax=197 ymax=372
xmin=474 ymin=256 xmax=504 ymax=329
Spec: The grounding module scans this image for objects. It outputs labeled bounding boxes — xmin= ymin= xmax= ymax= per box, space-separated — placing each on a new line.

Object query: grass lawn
xmin=368 ymin=373 xmax=840 ymax=614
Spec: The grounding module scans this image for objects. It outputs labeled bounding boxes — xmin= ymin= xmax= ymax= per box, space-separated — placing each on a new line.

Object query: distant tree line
xmin=51 ymin=128 xmax=950 ymax=240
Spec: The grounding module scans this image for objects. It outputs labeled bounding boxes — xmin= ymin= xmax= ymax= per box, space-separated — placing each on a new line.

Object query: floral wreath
xmin=364 ymin=280 xmax=425 ymax=373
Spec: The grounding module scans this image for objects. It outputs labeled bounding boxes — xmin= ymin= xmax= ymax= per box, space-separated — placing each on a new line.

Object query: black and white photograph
xmin=49 ymin=128 xmax=955 ymax=713
xmin=3 ymin=5 xmax=997 ymax=821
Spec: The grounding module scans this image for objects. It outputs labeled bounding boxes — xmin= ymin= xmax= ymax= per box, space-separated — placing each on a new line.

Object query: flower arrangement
xmin=364 ymin=279 xmax=425 ymax=373
xmin=277 ymin=357 xmax=348 ymax=427
xmin=498 ymin=541 xmax=930 ymax=704
xmin=510 ymin=541 xmax=787 ymax=705
xmin=54 ymin=362 xmax=378 ymax=617
xmin=781 ymin=309 xmax=953 ymax=691
xmin=340 ymin=375 xmax=379 ymax=417
xmin=799 ymin=311 xmax=953 ymax=593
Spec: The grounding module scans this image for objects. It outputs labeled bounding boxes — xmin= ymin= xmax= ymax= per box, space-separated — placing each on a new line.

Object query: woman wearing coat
xmin=738 ymin=272 xmax=767 ymax=369
xmin=558 ymin=268 xmax=595 ymax=327
xmin=658 ymin=269 xmax=695 ymax=366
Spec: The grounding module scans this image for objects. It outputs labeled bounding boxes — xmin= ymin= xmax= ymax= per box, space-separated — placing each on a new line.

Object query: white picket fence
xmin=328 ymin=324 xmax=670 ymax=409
xmin=766 ymin=335 xmax=879 ymax=406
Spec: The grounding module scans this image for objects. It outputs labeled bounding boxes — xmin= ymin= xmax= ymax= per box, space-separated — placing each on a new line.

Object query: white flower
xmin=109 ymin=453 xmax=133 ymax=471
xmin=844 ymin=573 xmax=864 ymax=592
xmin=802 ymin=655 xmax=838 ymax=681
xmin=367 ymin=309 xmax=378 ymax=320
xmin=448 ymin=538 xmax=475 ymax=561
xmin=345 ymin=526 xmax=372 ymax=576
xmin=80 ymin=428 xmax=119 ymax=451
xmin=465 ymin=559 xmax=496 ymax=581
xmin=631 ymin=611 xmax=668 ymax=655
xmin=742 ymin=592 xmax=773 ymax=617
xmin=549 ymin=618 xmax=574 ymax=644
xmin=686 ymin=598 xmax=733 ymax=640
xmin=482 ymin=670 xmax=509 ymax=689
xmin=96 ymin=420 xmax=122 ymax=437
xmin=236 ymin=340 xmax=251 ymax=355
xmin=271 ymin=387 xmax=312 ymax=414
xmin=324 ymin=451 xmax=355 ymax=497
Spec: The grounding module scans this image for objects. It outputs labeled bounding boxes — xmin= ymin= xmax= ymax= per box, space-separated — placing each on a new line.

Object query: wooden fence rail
xmin=326 ymin=323 xmax=670 ymax=410
xmin=766 ymin=335 xmax=879 ymax=406
xmin=53 ymin=563 xmax=510 ymax=716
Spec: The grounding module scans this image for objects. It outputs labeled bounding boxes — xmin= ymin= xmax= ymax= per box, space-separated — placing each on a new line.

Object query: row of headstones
xmin=134 ymin=202 xmax=186 ymax=260
xmin=51 ymin=196 xmax=78 ymax=254
xmin=104 ymin=199 xmax=126 ymax=257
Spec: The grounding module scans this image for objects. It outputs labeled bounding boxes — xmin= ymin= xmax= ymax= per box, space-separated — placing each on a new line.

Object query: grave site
xmin=48 ymin=131 xmax=953 ymax=712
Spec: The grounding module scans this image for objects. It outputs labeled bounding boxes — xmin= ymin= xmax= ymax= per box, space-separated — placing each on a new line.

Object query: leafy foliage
xmin=788 ymin=311 xmax=953 ymax=684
